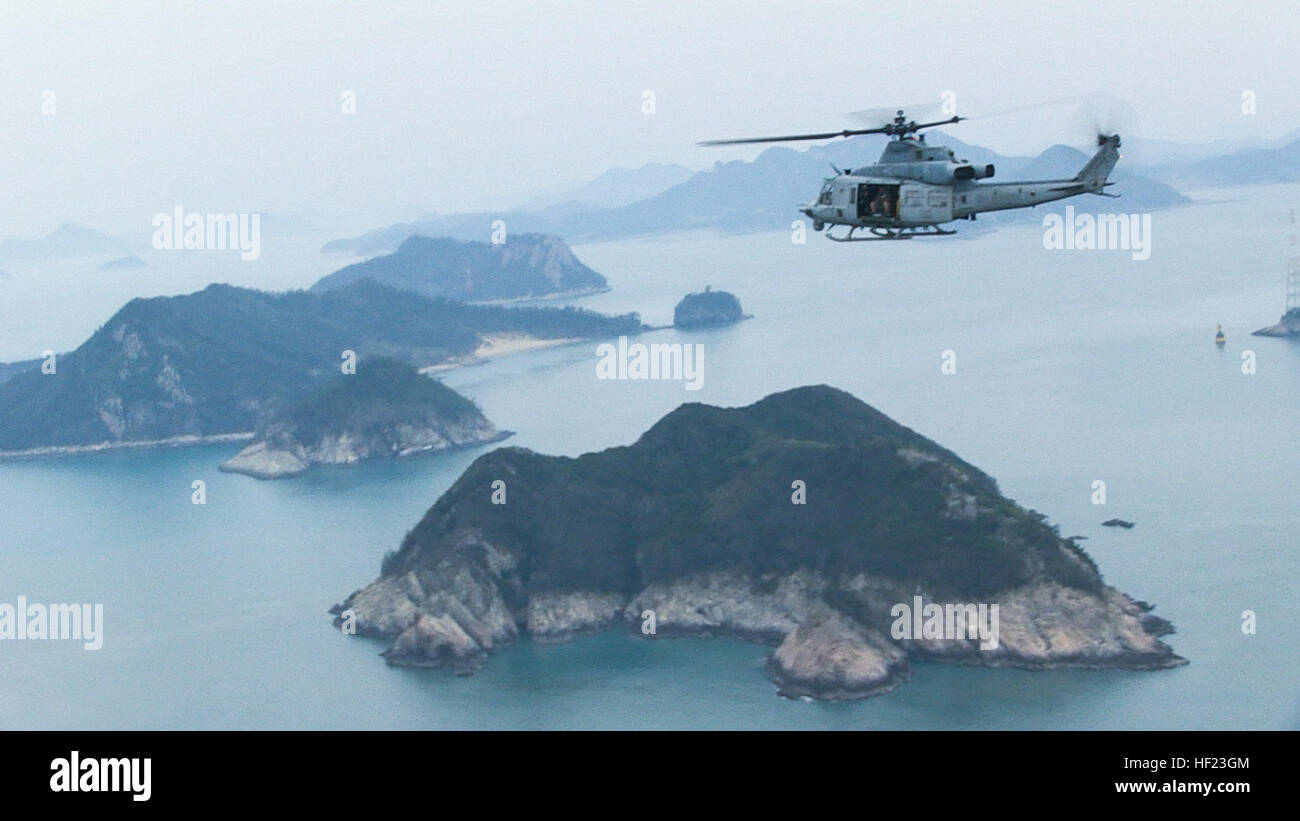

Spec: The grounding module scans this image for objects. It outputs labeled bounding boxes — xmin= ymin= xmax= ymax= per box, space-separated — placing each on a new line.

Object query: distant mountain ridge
xmin=1159 ymin=136 xmax=1300 ymax=187
xmin=1119 ymin=130 xmax=1300 ymax=165
xmin=0 ymin=224 xmax=129 ymax=262
xmin=322 ymin=134 xmax=1193 ymax=252
xmin=99 ymin=255 xmax=146 ymax=271
xmin=313 ymin=233 xmax=608 ymax=302
xmin=524 ymin=162 xmax=696 ymax=210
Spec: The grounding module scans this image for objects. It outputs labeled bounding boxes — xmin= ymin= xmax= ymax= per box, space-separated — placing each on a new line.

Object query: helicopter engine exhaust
xmin=953 ymin=164 xmax=995 ymax=181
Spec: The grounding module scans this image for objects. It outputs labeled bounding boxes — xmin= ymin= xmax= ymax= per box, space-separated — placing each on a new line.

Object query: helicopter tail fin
xmin=1074 ymin=134 xmax=1121 ymax=193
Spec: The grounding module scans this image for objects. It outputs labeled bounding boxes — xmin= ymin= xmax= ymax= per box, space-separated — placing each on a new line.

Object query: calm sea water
xmin=1 ymin=185 xmax=1298 ymax=729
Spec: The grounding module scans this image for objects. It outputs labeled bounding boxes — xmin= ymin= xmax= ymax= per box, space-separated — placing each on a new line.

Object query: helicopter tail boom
xmin=1074 ymin=134 xmax=1121 ymax=193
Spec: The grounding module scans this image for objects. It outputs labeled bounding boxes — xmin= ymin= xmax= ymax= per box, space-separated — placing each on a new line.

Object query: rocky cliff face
xmin=220 ymin=357 xmax=508 ymax=479
xmin=335 ymin=559 xmax=1181 ymax=697
xmin=332 ymin=385 xmax=1184 ymax=698
xmin=221 ymin=417 xmax=506 ymax=479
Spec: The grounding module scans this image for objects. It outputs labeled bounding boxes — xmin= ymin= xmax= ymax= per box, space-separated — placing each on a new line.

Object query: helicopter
xmin=700 ymin=106 xmax=1122 ymax=241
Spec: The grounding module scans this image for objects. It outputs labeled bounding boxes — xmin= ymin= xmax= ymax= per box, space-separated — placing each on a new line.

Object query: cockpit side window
xmin=818 ymin=181 xmax=833 ymax=205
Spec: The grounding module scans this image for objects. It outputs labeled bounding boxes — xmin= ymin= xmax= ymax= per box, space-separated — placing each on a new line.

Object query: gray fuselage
xmin=802 ymin=135 xmax=1120 ymax=229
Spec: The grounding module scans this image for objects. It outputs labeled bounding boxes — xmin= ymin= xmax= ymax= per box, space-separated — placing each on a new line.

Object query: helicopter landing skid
xmin=827 ymin=225 xmax=957 ymax=242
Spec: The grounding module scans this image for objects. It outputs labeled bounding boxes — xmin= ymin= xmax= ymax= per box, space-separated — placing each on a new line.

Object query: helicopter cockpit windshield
xmin=817 ymin=181 xmax=833 ymax=205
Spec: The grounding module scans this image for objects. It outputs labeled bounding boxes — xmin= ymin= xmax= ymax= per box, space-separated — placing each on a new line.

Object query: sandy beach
xmin=0 ymin=432 xmax=255 ymax=461
xmin=421 ymin=334 xmax=585 ymax=374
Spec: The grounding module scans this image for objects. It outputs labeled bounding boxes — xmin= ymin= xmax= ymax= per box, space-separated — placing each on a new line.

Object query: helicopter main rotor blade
xmin=698 ymin=127 xmax=887 ymax=146
xmin=907 ymin=116 xmax=965 ymax=131
xmin=846 ymin=101 xmax=944 ymax=128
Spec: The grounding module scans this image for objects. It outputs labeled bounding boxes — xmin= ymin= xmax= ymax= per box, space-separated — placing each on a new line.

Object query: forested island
xmin=312 ymin=233 xmax=608 ymax=302
xmin=333 ymin=385 xmax=1183 ymax=700
xmin=220 ymin=357 xmax=509 ymax=479
xmin=0 ymin=278 xmax=641 ymax=454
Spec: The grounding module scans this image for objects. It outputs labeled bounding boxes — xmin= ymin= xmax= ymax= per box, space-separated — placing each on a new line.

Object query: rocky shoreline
xmin=221 ymin=420 xmax=511 ymax=480
xmin=333 ymin=563 xmax=1184 ymax=700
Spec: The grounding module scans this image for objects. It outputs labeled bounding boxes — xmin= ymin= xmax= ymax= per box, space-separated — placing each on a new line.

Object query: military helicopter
xmin=700 ymin=105 xmax=1122 ymax=241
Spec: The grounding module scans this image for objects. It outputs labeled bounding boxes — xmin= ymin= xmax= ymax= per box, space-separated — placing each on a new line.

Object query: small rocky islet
xmin=333 ymin=385 xmax=1184 ymax=700
xmin=672 ymin=287 xmax=747 ymax=329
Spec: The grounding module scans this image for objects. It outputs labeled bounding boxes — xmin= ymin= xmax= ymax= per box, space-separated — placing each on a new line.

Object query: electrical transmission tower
xmin=1289 ymin=209 xmax=1300 ymax=314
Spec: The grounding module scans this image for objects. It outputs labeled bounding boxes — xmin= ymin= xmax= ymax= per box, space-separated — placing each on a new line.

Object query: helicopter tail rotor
xmin=1066 ymin=94 xmax=1137 ymax=152
xmin=1075 ymin=133 xmax=1122 ymax=193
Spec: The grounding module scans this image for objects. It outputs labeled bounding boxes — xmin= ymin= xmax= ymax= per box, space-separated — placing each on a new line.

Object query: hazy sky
xmin=2 ymin=0 xmax=1297 ymax=237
